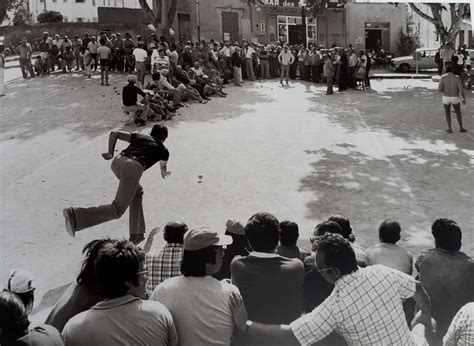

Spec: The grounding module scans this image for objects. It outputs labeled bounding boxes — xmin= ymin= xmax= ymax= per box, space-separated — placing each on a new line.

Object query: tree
xmin=397 ymin=29 xmax=419 ymax=56
xmin=1 ymin=0 xmax=28 ymax=24
xmin=138 ymin=0 xmax=178 ymax=41
xmin=37 ymin=10 xmax=63 ymax=23
xmin=12 ymin=5 xmax=32 ymax=25
xmin=408 ymin=3 xmax=470 ymax=47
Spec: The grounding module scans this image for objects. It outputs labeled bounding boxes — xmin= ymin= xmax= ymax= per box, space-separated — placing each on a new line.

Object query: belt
xmin=118 ymin=153 xmax=146 ymax=169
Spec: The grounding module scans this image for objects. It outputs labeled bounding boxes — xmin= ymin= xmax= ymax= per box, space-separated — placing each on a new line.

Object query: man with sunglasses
xmin=232 ymin=233 xmax=433 ymax=346
xmin=62 ymin=239 xmax=177 ymax=346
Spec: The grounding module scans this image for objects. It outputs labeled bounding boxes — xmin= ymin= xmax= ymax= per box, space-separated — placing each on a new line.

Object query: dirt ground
xmin=0 ymin=72 xmax=473 ymax=320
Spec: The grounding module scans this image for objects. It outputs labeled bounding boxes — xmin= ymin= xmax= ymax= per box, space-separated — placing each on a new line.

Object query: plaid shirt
xmin=145 ymin=243 xmax=183 ymax=295
xmin=290 ymin=265 xmax=416 ymax=346
xmin=444 ymin=303 xmax=474 ymax=346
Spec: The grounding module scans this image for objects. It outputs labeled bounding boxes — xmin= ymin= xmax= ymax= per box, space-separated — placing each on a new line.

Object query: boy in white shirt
xmin=133 ymin=42 xmax=148 ymax=86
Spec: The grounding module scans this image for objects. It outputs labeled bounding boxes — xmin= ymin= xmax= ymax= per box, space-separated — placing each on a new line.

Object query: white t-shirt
xmin=133 ymin=48 xmax=148 ymax=63
xmin=151 ymin=276 xmax=239 ymax=346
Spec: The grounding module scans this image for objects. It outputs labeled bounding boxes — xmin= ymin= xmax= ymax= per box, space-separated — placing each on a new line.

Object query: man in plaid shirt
xmin=232 ymin=233 xmax=434 ymax=346
xmin=145 ymin=221 xmax=188 ymax=296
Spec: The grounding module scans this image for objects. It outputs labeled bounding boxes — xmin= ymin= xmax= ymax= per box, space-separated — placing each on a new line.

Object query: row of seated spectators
xmin=1 ymin=214 xmax=473 ymax=345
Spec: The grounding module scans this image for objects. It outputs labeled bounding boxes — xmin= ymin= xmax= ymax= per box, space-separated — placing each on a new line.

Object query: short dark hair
xmin=446 ymin=63 xmax=453 ymax=73
xmin=163 ymin=221 xmax=188 ymax=244
xmin=327 ymin=215 xmax=354 ymax=241
xmin=313 ymin=221 xmax=343 ymax=237
xmin=150 ymin=124 xmax=168 ymax=141
xmin=431 ymin=218 xmax=462 ymax=251
xmin=245 ymin=212 xmax=279 ymax=252
xmin=151 ymin=72 xmax=161 ymax=81
xmin=77 ymin=238 xmax=115 ymax=290
xmin=94 ymin=240 xmax=145 ymax=299
xmin=99 ymin=38 xmax=105 ymax=45
xmin=181 ymin=247 xmax=218 ymax=277
xmin=279 ymin=220 xmax=299 ymax=247
xmin=0 ymin=291 xmax=29 ymax=342
xmin=378 ymin=219 xmax=401 ymax=244
xmin=317 ymin=233 xmax=358 ymax=275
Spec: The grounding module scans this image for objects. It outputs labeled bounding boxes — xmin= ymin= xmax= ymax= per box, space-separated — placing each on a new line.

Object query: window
xmin=469 ymin=30 xmax=472 ymax=49
xmin=92 ymin=0 xmax=95 ymax=5
xmin=77 ymin=17 xmax=84 ymax=22
xmin=93 ymin=17 xmax=98 ymax=22
xmin=52 ymin=0 xmax=57 ymax=2
xmin=76 ymin=0 xmax=85 ymax=2
xmin=435 ymin=32 xmax=439 ymax=42
xmin=259 ymin=20 xmax=265 ymax=34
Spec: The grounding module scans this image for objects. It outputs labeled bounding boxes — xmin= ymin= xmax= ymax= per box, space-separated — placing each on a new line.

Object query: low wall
xmin=1 ymin=22 xmax=152 ymax=46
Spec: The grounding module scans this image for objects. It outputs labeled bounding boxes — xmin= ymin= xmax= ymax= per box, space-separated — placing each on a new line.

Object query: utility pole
xmin=196 ymin=0 xmax=200 ymax=41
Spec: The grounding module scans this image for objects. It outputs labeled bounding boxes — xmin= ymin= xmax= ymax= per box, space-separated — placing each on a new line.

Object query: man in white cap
xmin=150 ymin=227 xmax=247 ymax=345
xmin=4 ymin=269 xmax=36 ymax=313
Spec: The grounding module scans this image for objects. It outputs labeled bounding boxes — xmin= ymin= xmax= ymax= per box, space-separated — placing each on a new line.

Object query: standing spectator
xmin=259 ymin=45 xmax=270 ymax=79
xmin=97 ymin=39 xmax=111 ymax=86
xmin=0 ymin=291 xmax=64 ymax=345
xmin=231 ymin=46 xmax=243 ymax=87
xmin=72 ymin=35 xmax=83 ymax=70
xmin=39 ymin=32 xmax=53 ymax=74
xmin=79 ymin=47 xmax=92 ymax=78
xmin=323 ymin=55 xmax=335 ymax=95
xmin=145 ymin=221 xmax=188 ymax=296
xmin=82 ymin=33 xmax=91 ymax=51
xmin=231 ymin=212 xmax=304 ymax=345
xmin=435 ymin=47 xmax=443 ymax=76
xmin=415 ymin=218 xmax=474 ymax=342
xmin=276 ymin=220 xmax=310 ymax=261
xmin=133 ymin=42 xmax=148 ymax=86
xmin=366 ymin=219 xmax=413 ymax=274
xmin=310 ymin=47 xmax=320 ymax=83
xmin=297 ymin=47 xmax=306 ymax=80
xmin=441 ymin=43 xmax=455 ymax=73
xmin=243 ymin=41 xmax=256 ymax=80
xmin=303 ymin=48 xmax=311 ymax=81
xmin=214 ymin=220 xmax=249 ymax=280
xmin=62 ymin=240 xmax=178 ymax=346
xmin=237 ymin=233 xmax=434 ymax=346
xmin=46 ymin=239 xmax=114 ymax=332
xmin=151 ymin=227 xmax=246 ymax=346
xmin=278 ymin=44 xmax=294 ymax=86
xmin=365 ymin=50 xmax=372 ymax=88
xmin=15 ymin=37 xmax=35 ymax=79
xmin=348 ymin=49 xmax=358 ymax=88
xmin=338 ymin=50 xmax=349 ymax=91
xmin=269 ymin=45 xmax=279 ymax=78
xmin=443 ymin=303 xmax=474 ymax=346
xmin=123 ymin=33 xmax=135 ymax=72
xmin=438 ymin=64 xmax=467 ymax=133
xmin=113 ymin=33 xmax=125 ymax=72
xmin=61 ymin=35 xmax=72 ymax=51
xmin=87 ymin=36 xmax=98 ymax=71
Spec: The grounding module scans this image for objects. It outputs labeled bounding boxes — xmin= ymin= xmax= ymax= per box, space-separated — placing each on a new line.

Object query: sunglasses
xmin=314 ymin=261 xmax=334 ymax=274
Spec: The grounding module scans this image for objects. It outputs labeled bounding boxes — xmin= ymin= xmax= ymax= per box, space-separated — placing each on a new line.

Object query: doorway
xmin=289 ymin=25 xmax=305 ymax=46
xmin=178 ymin=14 xmax=191 ymax=41
xmin=365 ymin=29 xmax=382 ymax=51
xmin=222 ymin=12 xmax=240 ymax=42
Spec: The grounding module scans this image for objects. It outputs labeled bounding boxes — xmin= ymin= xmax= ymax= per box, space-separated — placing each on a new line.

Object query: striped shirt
xmin=145 ymin=243 xmax=183 ymax=296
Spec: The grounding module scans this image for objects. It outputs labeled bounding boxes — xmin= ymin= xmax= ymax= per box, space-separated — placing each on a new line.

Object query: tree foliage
xmin=397 ymin=29 xmax=419 ymax=56
xmin=138 ymin=0 xmax=178 ymax=41
xmin=409 ymin=3 xmax=470 ymax=46
xmin=1 ymin=0 xmax=23 ymax=24
xmin=37 ymin=10 xmax=63 ymax=23
xmin=12 ymin=4 xmax=32 ymax=25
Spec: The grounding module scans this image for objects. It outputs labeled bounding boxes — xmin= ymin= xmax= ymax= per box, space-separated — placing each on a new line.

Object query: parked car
xmin=391 ymin=48 xmax=438 ymax=72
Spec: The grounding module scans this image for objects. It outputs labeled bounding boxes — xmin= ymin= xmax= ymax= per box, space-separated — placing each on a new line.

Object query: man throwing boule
xmin=63 ymin=124 xmax=171 ymax=244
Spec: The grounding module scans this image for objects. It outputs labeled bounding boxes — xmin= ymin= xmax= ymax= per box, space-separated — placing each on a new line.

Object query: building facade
xmin=26 ymin=0 xmax=149 ymax=23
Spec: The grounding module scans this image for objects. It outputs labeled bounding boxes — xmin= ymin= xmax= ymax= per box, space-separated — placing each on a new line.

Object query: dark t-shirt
xmin=122 ymin=84 xmax=146 ymax=107
xmin=122 ymin=133 xmax=169 ymax=170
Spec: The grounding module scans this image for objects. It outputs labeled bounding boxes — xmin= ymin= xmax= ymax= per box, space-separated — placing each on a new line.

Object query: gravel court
xmin=0 ymin=75 xmax=472 ymax=319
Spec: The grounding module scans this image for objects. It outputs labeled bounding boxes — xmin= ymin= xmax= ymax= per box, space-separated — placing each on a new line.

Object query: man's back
xmin=416 ymin=248 xmax=474 ymax=336
xmin=276 ymin=245 xmax=310 ymax=262
xmin=438 ymin=72 xmax=463 ymax=97
xmin=145 ymin=243 xmax=183 ymax=296
xmin=231 ymin=254 xmax=304 ymax=324
xmin=366 ymin=243 xmax=413 ymax=275
xmin=151 ymin=275 xmax=237 ymax=346
xmin=62 ymin=295 xmax=177 ymax=346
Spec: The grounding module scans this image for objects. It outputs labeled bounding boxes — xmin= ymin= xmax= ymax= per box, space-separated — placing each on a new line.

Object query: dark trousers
xmin=326 ymin=76 xmax=334 ymax=94
xmin=437 ymin=60 xmax=444 ymax=75
xmin=90 ymin=53 xmax=98 ymax=70
xmin=311 ymin=65 xmax=320 ymax=83
xmin=304 ymin=65 xmax=311 ymax=81
xmin=19 ymin=58 xmax=35 ymax=78
xmin=349 ymin=66 xmax=357 ymax=88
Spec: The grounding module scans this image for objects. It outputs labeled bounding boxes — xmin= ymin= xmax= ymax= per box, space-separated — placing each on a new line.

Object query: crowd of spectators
xmin=1 ymin=214 xmax=473 ymax=345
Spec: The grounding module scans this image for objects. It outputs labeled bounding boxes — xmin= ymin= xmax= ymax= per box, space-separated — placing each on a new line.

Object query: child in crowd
xmin=79 ymin=47 xmax=92 ymax=78
xmin=61 ymin=46 xmax=75 ymax=73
